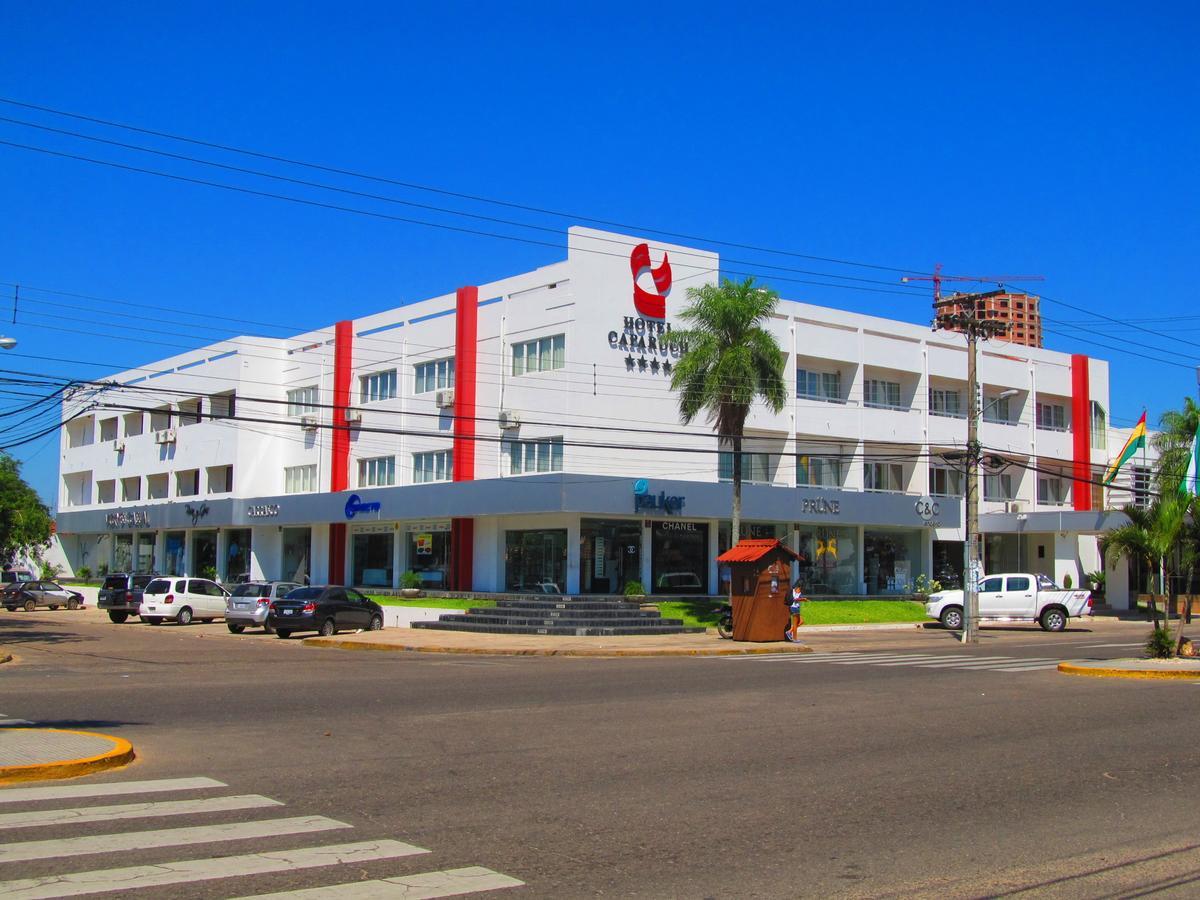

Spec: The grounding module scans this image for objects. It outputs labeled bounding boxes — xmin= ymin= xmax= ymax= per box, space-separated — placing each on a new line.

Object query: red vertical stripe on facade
xmin=328 ymin=320 xmax=353 ymax=585
xmin=1070 ymin=354 xmax=1092 ymax=512
xmin=450 ymin=287 xmax=478 ymax=591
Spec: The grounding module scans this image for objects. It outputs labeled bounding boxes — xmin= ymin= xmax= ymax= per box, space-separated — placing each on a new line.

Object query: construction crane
xmin=901 ymin=263 xmax=1045 ymax=325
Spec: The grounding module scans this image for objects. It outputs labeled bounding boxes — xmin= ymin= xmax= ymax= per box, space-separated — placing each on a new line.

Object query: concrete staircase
xmin=411 ymin=597 xmax=705 ymax=636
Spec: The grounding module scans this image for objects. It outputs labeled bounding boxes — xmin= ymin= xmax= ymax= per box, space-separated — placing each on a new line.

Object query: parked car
xmin=225 ymin=581 xmax=302 ymax=633
xmin=97 ymin=573 xmax=159 ymax=623
xmin=925 ymin=573 xmax=1093 ymax=632
xmin=138 ymin=577 xmax=231 ymax=625
xmin=267 ymin=586 xmax=384 ymax=638
xmin=656 ymin=571 xmax=703 ymax=592
xmin=1 ymin=569 xmax=36 ymax=584
xmin=2 ymin=581 xmax=84 ymax=612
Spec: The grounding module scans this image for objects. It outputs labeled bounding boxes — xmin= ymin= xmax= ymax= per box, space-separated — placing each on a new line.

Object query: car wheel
xmin=108 ymin=610 xmax=129 ymax=624
xmin=263 ymin=621 xmax=274 ymax=635
xmin=177 ymin=607 xmax=194 ymax=626
xmin=940 ymin=606 xmax=964 ymax=630
xmin=67 ymin=598 xmax=80 ymax=610
xmin=1040 ymin=607 xmax=1067 ymax=632
xmin=227 ymin=623 xmax=245 ymax=634
xmin=368 ymin=615 xmax=383 ymax=631
xmin=5 ymin=606 xmax=15 ymax=612
xmin=276 ymin=629 xmax=292 ymax=639
xmin=48 ymin=605 xmax=59 ymax=611
xmin=318 ymin=618 xmax=336 ymax=637
xmin=23 ymin=599 xmax=36 ymax=612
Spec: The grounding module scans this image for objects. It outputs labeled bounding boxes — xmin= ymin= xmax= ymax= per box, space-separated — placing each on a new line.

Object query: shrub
xmin=914 ymin=574 xmax=942 ymax=597
xmin=1145 ymin=626 xmax=1175 ymax=659
xmin=199 ymin=565 xmax=218 ymax=581
xmin=77 ymin=565 xmax=91 ymax=581
xmin=623 ymin=580 xmax=646 ymax=597
xmin=400 ymin=570 xmax=423 ymax=589
xmin=40 ymin=561 xmax=61 ymax=580
xmin=98 ymin=562 xmax=109 ymax=576
xmin=1063 ymin=573 xmax=1073 ymax=589
xmin=1086 ymin=570 xmax=1106 ymax=596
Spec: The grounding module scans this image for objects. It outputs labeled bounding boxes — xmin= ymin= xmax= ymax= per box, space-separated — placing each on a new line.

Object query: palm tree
xmin=1154 ymin=397 xmax=1199 ymax=495
xmin=670 ymin=277 xmax=787 ymax=545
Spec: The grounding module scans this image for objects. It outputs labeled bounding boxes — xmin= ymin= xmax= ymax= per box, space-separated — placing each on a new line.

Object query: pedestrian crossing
xmin=0 ymin=775 xmax=524 ymax=898
xmin=720 ymin=650 xmax=1066 ymax=672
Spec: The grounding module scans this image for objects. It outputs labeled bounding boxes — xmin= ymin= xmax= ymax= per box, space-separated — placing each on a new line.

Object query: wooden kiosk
xmin=716 ymin=538 xmax=801 ymax=642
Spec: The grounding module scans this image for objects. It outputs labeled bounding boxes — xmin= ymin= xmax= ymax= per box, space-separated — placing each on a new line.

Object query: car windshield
xmin=231 ymin=584 xmax=271 ymax=598
xmin=144 ymin=579 xmax=172 ymax=595
xmin=102 ymin=575 xmax=128 ymax=590
xmin=283 ymin=587 xmax=323 ymax=601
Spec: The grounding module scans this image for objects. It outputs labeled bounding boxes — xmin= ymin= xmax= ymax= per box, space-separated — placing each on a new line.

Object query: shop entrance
xmin=406 ymin=522 xmax=451 ymax=588
xmin=933 ymin=540 xmax=964 ymax=589
xmin=651 ymin=521 xmax=709 ymax=594
xmin=352 ymin=527 xmax=394 ymax=587
xmin=580 ymin=519 xmax=642 ymax=594
xmin=864 ymin=529 xmax=923 ymax=594
xmin=282 ymin=527 xmax=311 ymax=584
xmin=504 ymin=529 xmax=567 ymax=593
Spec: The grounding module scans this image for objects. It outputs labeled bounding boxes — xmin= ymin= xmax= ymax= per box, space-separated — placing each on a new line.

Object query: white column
xmin=707 ymin=519 xmax=720 ymax=595
xmin=640 ymin=522 xmax=652 ymax=592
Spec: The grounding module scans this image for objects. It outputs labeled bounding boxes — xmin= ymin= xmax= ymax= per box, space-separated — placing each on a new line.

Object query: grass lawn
xmin=367 ymin=595 xmax=495 ymax=611
xmin=654 ymin=598 xmax=928 ymax=629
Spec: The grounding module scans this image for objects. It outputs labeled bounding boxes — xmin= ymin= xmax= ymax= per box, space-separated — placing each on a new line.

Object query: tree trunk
xmin=731 ymin=431 xmax=742 ymax=546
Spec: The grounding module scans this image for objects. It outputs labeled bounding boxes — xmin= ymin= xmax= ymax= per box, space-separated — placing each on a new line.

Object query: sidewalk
xmin=1058 ymin=658 xmax=1200 ymax=680
xmin=0 ymin=729 xmax=135 ymax=784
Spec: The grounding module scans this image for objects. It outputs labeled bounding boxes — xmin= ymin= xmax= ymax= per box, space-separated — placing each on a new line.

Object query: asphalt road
xmin=3 ymin=610 xmax=1200 ymax=899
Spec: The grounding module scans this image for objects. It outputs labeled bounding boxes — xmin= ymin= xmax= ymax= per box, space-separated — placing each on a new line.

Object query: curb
xmin=1057 ymin=661 xmax=1200 ymax=681
xmin=302 ymin=637 xmax=814 ymax=658
xmin=0 ymin=729 xmax=136 ymax=785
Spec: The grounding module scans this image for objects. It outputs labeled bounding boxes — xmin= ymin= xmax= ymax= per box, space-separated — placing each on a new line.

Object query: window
xmin=287 ymin=385 xmax=319 ymax=417
xmin=1037 ymin=476 xmax=1069 ymax=505
xmin=99 ymin=417 xmax=119 ymax=441
xmin=797 ymin=455 xmax=842 ymax=487
xmin=178 ymin=399 xmax=202 ymax=426
xmin=864 ymin=379 xmax=902 ymax=410
xmin=718 ymin=452 xmax=772 ymax=484
xmin=210 ymin=392 xmax=236 ymax=419
xmin=121 ymin=476 xmax=141 ymax=502
xmin=512 ymin=334 xmax=565 ymax=376
xmin=980 ymin=577 xmax=1003 ymax=593
xmin=123 ymin=412 xmax=144 ymax=437
xmin=983 ymin=395 xmax=1012 ymax=424
xmin=358 ymin=455 xmax=396 ymax=487
xmin=150 ymin=406 xmax=172 ymax=431
xmin=984 ymin=472 xmax=1014 ymax=501
xmin=97 ymin=479 xmax=116 ymax=504
xmin=1132 ymin=466 xmax=1151 ymax=509
xmin=207 ymin=465 xmax=233 ymax=494
xmin=508 ymin=437 xmax=564 ymax=474
xmin=285 ymin=464 xmax=318 ymax=494
xmin=864 ymin=461 xmax=905 ymax=492
xmin=797 ymin=369 xmax=841 ymax=402
xmin=146 ymin=473 xmax=169 ymax=500
xmin=1036 ymin=402 xmax=1066 ymax=431
xmin=176 ymin=469 xmax=199 ymax=497
xmin=929 ymin=389 xmax=963 ymax=418
xmin=929 ymin=465 xmax=963 ymax=497
xmin=1007 ymin=576 xmax=1031 ymax=592
xmin=414 ymin=358 xmax=455 ymax=394
xmin=1091 ymin=401 xmax=1107 ymax=450
xmin=413 ymin=449 xmax=453 ymax=483
xmin=360 ymin=370 xmax=397 ymax=404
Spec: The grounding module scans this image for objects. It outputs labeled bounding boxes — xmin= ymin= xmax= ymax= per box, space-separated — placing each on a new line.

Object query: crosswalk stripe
xmin=934 ymin=658 xmax=1058 ymax=670
xmin=986 ymin=662 xmax=1062 ymax=671
xmin=0 ymin=815 xmax=350 ymax=864
xmin=0 ymin=777 xmax=226 ymax=804
xmin=909 ymin=657 xmax=1020 ymax=667
xmin=0 ymin=794 xmax=283 ymax=831
xmin=869 ymin=656 xmax=981 ymax=666
xmin=723 ymin=653 xmax=840 ymax=662
xmin=829 ymin=654 xmax=951 ymax=664
xmin=234 ymin=865 xmax=525 ymax=899
xmin=0 ymin=720 xmax=34 ymax=728
xmin=1079 ymin=642 xmax=1144 ymax=648
xmin=0 ymin=839 xmax=430 ymax=899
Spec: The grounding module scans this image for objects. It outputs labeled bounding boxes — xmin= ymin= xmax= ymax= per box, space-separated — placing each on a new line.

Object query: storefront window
xmin=165 ymin=531 xmax=185 ymax=576
xmin=134 ymin=534 xmax=155 ymax=573
xmin=353 ymin=528 xmax=394 ymax=587
xmin=191 ymin=531 xmax=218 ymax=580
xmin=225 ymin=528 xmax=251 ymax=581
xmin=407 ymin=522 xmax=451 ymax=588
xmin=984 ymin=533 xmax=1020 ymax=574
xmin=505 ymin=529 xmax=568 ymax=593
xmin=580 ymin=519 xmax=642 ymax=594
xmin=651 ymin=522 xmax=708 ymax=594
xmin=864 ymin=529 xmax=923 ymax=594
xmin=932 ymin=540 xmax=964 ymax=590
xmin=795 ymin=525 xmax=858 ymax=595
xmin=114 ymin=533 xmax=133 ymax=573
xmin=282 ymin=528 xmax=311 ymax=584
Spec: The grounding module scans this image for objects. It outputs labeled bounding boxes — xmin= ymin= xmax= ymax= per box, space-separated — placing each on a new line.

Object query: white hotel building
xmin=54 ymin=228 xmax=1135 ymax=604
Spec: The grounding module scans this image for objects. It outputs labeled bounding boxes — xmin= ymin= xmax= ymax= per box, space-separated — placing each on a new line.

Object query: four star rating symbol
xmin=624 ymin=355 xmax=673 ymax=376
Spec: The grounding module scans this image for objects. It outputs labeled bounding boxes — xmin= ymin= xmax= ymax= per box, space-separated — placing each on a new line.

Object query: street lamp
xmin=0 ymin=336 xmax=15 ymax=350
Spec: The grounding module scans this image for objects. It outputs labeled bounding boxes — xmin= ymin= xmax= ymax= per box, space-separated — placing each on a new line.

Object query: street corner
xmin=0 ymin=728 xmax=136 ymax=785
xmin=1057 ymin=658 xmax=1200 ymax=681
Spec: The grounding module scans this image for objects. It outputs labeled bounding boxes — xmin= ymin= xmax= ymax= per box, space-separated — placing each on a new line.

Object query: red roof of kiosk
xmin=716 ymin=538 xmax=801 ymax=564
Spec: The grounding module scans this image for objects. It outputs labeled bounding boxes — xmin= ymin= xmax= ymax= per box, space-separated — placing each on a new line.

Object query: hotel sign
xmin=105 ymin=511 xmax=149 ymax=529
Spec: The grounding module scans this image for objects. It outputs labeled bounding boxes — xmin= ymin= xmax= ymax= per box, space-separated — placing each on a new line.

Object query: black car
xmin=97 ymin=573 xmax=158 ymax=623
xmin=2 ymin=581 xmax=84 ymax=612
xmin=267 ymin=586 xmax=384 ymax=638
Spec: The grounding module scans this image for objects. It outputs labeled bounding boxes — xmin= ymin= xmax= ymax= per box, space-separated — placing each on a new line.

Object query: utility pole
xmin=934 ymin=292 xmax=1009 ymax=644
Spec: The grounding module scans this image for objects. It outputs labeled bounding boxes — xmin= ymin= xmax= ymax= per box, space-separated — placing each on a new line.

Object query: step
xmin=468 ymin=606 xmax=665 ymax=620
xmin=493 ymin=599 xmax=647 ymax=611
xmin=433 ymin=613 xmax=687 ymax=628
xmin=411 ymin=621 xmax=707 ymax=636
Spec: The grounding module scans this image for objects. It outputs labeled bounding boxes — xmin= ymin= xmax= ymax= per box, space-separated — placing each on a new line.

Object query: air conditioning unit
xmin=300 ymin=415 xmax=319 ymax=432
xmin=154 ymin=429 xmax=177 ymax=445
xmin=1005 ymin=501 xmax=1025 ymax=513
xmin=497 ymin=410 xmax=521 ymax=430
xmin=113 ymin=440 xmax=125 ymax=453
xmin=435 ymin=389 xmax=455 ymax=409
xmin=342 ymin=407 xmax=362 ymax=424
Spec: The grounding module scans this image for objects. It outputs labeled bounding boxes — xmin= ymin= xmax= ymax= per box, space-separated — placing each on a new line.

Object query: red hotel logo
xmin=630 ymin=242 xmax=672 ymax=319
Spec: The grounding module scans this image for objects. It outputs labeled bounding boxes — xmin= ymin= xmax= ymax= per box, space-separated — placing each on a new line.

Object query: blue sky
xmin=2 ymin=2 xmax=1197 ymax=506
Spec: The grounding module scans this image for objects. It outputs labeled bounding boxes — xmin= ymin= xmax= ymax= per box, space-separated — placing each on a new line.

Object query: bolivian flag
xmin=1102 ymin=411 xmax=1147 ymax=486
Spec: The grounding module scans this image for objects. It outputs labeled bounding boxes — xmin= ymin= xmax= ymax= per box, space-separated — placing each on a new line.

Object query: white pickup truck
xmin=925 ymin=573 xmax=1093 ymax=632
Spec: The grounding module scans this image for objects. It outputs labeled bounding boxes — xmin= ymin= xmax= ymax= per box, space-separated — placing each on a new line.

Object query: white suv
xmin=139 ymin=577 xmax=230 ymax=626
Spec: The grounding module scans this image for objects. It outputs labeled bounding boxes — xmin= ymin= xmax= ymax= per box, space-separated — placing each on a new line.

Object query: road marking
xmin=986 ymin=662 xmax=1062 ymax=671
xmin=0 ymin=839 xmax=430 ymax=899
xmin=1078 ymin=642 xmax=1144 ymax=648
xmin=234 ymin=865 xmax=524 ymax=899
xmin=909 ymin=656 xmax=1028 ymax=667
xmin=0 ymin=815 xmax=350 ymax=863
xmin=0 ymin=776 xmax=226 ymax=804
xmin=830 ymin=654 xmax=955 ymax=664
xmin=869 ymin=656 xmax=982 ymax=666
xmin=0 ymin=720 xmax=34 ymax=728
xmin=0 ymin=794 xmax=282 ymax=830
xmin=933 ymin=658 xmax=1059 ymax=670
